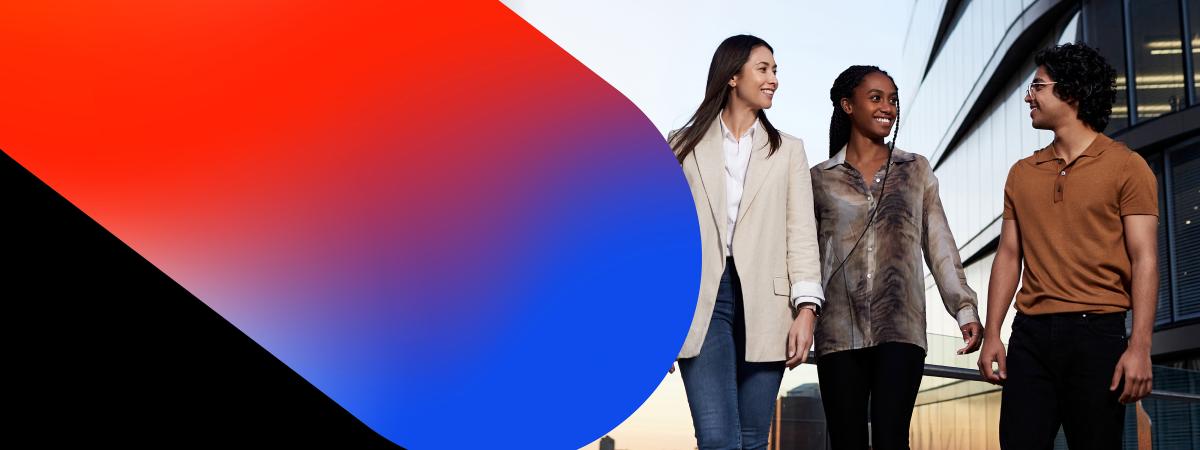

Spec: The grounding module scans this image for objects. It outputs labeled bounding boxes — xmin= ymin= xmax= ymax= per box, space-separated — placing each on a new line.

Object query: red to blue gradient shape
xmin=0 ymin=1 xmax=698 ymax=448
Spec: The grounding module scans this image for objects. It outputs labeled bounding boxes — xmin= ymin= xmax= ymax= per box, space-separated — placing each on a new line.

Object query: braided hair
xmin=821 ymin=66 xmax=903 ymax=296
xmin=828 ymin=65 xmax=900 ymax=157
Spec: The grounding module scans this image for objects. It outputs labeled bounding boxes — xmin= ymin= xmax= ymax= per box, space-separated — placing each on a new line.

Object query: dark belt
xmin=1016 ymin=310 xmax=1127 ymax=323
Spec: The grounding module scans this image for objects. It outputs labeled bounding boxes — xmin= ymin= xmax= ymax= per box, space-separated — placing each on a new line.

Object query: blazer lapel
xmin=692 ymin=118 xmax=727 ymax=252
xmin=736 ymin=126 xmax=775 ymax=223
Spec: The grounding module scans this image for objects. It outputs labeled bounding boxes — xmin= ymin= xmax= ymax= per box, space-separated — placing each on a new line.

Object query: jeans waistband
xmin=1016 ymin=310 xmax=1127 ymax=324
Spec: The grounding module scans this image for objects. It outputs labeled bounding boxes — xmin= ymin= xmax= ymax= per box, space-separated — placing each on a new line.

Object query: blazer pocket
xmin=773 ymin=277 xmax=790 ymax=297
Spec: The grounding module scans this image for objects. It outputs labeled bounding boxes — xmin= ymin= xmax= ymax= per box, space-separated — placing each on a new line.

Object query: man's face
xmin=1025 ymin=65 xmax=1075 ymax=130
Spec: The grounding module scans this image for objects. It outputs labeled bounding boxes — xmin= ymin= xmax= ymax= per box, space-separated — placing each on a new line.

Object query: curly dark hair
xmin=1034 ymin=43 xmax=1117 ymax=132
xmin=828 ymin=65 xmax=899 ymax=157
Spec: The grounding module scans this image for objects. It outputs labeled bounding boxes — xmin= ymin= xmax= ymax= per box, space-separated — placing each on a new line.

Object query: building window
xmin=1191 ymin=0 xmax=1199 ymax=103
xmin=1150 ymin=156 xmax=1173 ymax=325
xmin=1171 ymin=145 xmax=1200 ymax=320
xmin=1129 ymin=0 xmax=1188 ymax=121
xmin=1089 ymin=0 xmax=1130 ymax=133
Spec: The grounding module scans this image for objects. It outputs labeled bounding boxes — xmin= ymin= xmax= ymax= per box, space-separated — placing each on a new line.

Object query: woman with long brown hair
xmin=668 ymin=35 xmax=823 ymax=450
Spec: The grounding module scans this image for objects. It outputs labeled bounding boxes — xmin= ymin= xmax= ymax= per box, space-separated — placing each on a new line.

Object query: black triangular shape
xmin=4 ymin=149 xmax=401 ymax=448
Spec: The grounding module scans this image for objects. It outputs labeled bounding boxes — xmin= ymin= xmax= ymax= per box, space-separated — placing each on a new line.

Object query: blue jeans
xmin=679 ymin=258 xmax=785 ymax=450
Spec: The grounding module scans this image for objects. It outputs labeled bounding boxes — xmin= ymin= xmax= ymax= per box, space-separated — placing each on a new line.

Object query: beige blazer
xmin=673 ymin=117 xmax=823 ymax=362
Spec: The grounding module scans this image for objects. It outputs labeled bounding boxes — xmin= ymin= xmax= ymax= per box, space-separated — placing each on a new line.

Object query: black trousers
xmin=817 ymin=342 xmax=926 ymax=450
xmin=1000 ymin=311 xmax=1128 ymax=450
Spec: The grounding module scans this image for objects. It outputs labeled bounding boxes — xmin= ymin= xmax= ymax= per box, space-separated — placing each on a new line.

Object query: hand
xmin=786 ymin=309 xmax=817 ymax=369
xmin=977 ymin=337 xmax=1007 ymax=384
xmin=668 ymin=361 xmax=676 ymax=375
xmin=958 ymin=322 xmax=983 ymax=354
xmin=1111 ymin=344 xmax=1153 ymax=403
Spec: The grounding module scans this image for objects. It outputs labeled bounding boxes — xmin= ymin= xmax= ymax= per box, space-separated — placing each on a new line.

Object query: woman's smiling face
xmin=843 ymin=71 xmax=898 ymax=141
xmin=728 ymin=45 xmax=778 ymax=110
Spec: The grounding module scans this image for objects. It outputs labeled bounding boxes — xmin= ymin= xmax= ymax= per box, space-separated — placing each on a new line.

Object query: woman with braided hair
xmin=667 ymin=35 xmax=823 ymax=450
xmin=808 ymin=65 xmax=983 ymax=450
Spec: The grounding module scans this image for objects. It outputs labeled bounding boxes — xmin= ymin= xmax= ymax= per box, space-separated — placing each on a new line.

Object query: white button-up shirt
xmin=719 ymin=115 xmax=757 ymax=255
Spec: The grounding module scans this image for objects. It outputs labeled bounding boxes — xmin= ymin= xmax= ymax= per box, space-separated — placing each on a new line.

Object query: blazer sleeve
xmin=786 ymin=139 xmax=825 ymax=309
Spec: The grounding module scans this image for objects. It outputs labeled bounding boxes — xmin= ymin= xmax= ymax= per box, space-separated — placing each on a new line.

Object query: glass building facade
xmin=898 ymin=0 xmax=1199 ymax=448
xmin=768 ymin=2 xmax=1198 ymax=449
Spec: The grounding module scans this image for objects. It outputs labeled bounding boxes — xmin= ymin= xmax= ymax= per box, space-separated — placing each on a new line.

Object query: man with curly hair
xmin=975 ymin=42 xmax=1159 ymax=449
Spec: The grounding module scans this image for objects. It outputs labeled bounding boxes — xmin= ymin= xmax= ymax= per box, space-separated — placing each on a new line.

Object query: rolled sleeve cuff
xmin=956 ymin=306 xmax=980 ymax=327
xmin=790 ymin=281 xmax=825 ymax=309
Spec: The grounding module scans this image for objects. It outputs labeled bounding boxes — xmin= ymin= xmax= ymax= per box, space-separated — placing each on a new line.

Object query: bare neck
xmin=1050 ymin=121 xmax=1100 ymax=163
xmin=721 ymin=102 xmax=759 ymax=140
xmin=845 ymin=129 xmax=889 ymax=164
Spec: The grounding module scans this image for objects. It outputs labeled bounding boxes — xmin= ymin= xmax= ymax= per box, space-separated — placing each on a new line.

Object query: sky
xmin=500 ymin=2 xmax=916 ymax=449
xmin=503 ymin=0 xmax=915 ymax=167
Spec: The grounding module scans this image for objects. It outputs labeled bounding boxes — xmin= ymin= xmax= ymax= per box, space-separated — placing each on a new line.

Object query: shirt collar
xmin=819 ymin=144 xmax=917 ymax=170
xmin=719 ymin=112 xmax=758 ymax=142
xmin=1034 ymin=133 xmax=1114 ymax=164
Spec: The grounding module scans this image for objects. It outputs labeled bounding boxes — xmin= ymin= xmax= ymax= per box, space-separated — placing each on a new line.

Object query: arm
xmin=977 ymin=219 xmax=1021 ymax=384
xmin=786 ymin=141 xmax=824 ymax=307
xmin=920 ymin=160 xmax=982 ymax=353
xmin=785 ymin=140 xmax=822 ymax=368
xmin=1112 ymin=214 xmax=1157 ymax=403
xmin=1110 ymin=153 xmax=1159 ymax=402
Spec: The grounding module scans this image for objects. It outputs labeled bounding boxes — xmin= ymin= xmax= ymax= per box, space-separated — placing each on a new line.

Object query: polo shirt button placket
xmin=1055 ymin=163 xmax=1067 ymax=203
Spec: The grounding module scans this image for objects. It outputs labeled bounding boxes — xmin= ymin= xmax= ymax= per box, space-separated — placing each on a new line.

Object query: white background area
xmin=503 ymin=0 xmax=915 ymax=167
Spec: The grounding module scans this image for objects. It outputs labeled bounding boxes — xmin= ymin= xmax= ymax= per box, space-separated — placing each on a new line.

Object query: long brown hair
xmin=669 ymin=35 xmax=782 ymax=164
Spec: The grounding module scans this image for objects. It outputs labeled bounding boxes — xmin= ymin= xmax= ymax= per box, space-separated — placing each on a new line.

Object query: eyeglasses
xmin=1027 ymin=81 xmax=1057 ymax=97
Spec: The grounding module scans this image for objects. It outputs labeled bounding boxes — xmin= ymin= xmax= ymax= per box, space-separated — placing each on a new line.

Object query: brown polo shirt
xmin=1003 ymin=133 xmax=1158 ymax=315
